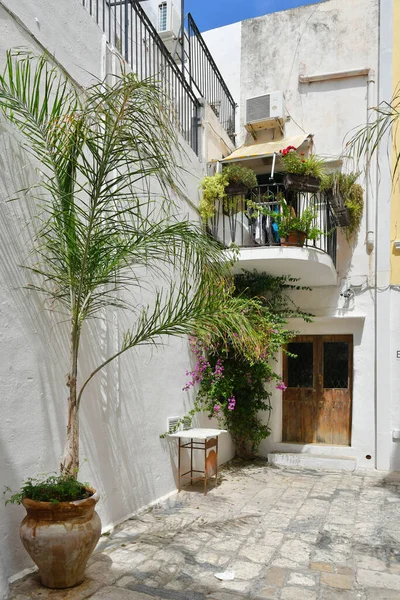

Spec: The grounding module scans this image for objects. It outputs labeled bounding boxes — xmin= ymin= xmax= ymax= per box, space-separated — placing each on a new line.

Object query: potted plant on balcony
xmin=199 ymin=165 xmax=257 ymax=221
xmin=321 ymin=171 xmax=363 ymax=235
xmin=0 ymin=52 xmax=262 ymax=590
xmin=279 ymin=145 xmax=326 ymax=192
xmin=250 ymin=195 xmax=324 ymax=247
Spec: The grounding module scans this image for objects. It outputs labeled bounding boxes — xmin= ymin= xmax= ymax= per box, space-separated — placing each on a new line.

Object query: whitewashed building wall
xmin=0 ymin=0 xmax=234 ymax=593
xmin=204 ymin=0 xmax=400 ymax=473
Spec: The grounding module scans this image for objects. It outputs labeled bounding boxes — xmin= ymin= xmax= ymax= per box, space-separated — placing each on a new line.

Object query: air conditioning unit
xmin=245 ymin=91 xmax=285 ymax=132
xmin=157 ymin=1 xmax=181 ymax=56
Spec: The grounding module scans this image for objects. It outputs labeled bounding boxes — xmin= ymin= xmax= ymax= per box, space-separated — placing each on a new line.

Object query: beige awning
xmin=221 ymin=134 xmax=312 ymax=163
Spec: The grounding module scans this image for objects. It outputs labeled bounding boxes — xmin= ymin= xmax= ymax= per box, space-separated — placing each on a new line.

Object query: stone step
xmin=267 ymin=452 xmax=356 ymax=472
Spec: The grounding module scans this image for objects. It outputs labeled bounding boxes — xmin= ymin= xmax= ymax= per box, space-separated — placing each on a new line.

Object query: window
xmin=158 ymin=2 xmax=168 ymax=32
xmin=323 ymin=342 xmax=349 ymax=388
xmin=287 ymin=342 xmax=314 ymax=388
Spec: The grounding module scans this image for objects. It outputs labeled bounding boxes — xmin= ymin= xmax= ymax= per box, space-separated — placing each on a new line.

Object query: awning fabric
xmin=221 ymin=134 xmax=312 ymax=163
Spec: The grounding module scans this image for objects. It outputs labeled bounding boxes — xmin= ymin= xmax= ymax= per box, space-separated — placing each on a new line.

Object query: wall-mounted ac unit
xmin=245 ymin=91 xmax=285 ymax=132
xmin=157 ymin=0 xmax=181 ymax=56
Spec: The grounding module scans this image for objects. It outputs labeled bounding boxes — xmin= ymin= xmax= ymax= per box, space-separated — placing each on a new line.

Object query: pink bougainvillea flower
xmin=214 ymin=404 xmax=221 ymax=412
xmin=276 ymin=382 xmax=287 ymax=391
xmin=227 ymin=397 xmax=236 ymax=411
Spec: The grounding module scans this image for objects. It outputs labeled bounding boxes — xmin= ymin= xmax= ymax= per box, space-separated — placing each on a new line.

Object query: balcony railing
xmin=81 ymin=2 xmax=237 ymax=152
xmin=208 ymin=184 xmax=337 ymax=267
xmin=185 ymin=14 xmax=236 ymax=141
xmin=81 ymin=0 xmax=200 ymax=154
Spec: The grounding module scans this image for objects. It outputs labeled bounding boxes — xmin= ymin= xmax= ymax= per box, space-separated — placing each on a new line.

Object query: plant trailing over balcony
xmin=279 ymin=146 xmax=326 ymax=192
xmin=199 ymin=165 xmax=257 ymax=221
xmin=321 ymin=172 xmax=364 ymax=238
xmin=168 ymin=272 xmax=312 ymax=459
xmin=248 ymin=195 xmax=325 ymax=246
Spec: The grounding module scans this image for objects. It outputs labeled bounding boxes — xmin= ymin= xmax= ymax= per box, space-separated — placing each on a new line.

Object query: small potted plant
xmin=279 ymin=145 xmax=325 ymax=192
xmin=249 ymin=195 xmax=324 ymax=247
xmin=199 ymin=165 xmax=257 ymax=221
xmin=321 ymin=171 xmax=363 ymax=234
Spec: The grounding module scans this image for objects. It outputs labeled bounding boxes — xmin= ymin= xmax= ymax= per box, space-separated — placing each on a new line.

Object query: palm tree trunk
xmin=60 ymin=320 xmax=80 ymax=476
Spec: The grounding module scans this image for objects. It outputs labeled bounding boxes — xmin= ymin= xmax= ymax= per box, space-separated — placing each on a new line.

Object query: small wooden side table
xmin=168 ymin=428 xmax=227 ymax=495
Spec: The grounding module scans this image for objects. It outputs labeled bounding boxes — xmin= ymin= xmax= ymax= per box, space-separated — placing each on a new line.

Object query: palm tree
xmin=0 ymin=51 xmax=261 ymax=477
xmin=346 ymin=89 xmax=400 ymax=176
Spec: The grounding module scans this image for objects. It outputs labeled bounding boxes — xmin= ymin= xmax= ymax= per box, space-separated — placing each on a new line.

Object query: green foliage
xmin=199 ymin=165 xmax=257 ymax=221
xmin=321 ymin=172 xmax=364 ymax=240
xmin=171 ymin=272 xmax=312 ymax=458
xmin=4 ymin=474 xmax=91 ymax=505
xmin=248 ymin=195 xmax=324 ymax=241
xmin=345 ymin=91 xmax=400 ymax=180
xmin=223 ymin=164 xmax=258 ymax=189
xmin=280 ymin=150 xmax=326 ymax=179
xmin=345 ymin=183 xmax=364 ymax=240
xmin=199 ymin=172 xmax=228 ymax=221
xmin=0 ymin=50 xmax=268 ymax=476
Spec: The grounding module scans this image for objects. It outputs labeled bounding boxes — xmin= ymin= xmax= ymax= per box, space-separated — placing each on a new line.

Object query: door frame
xmin=282 ymin=334 xmax=353 ymax=445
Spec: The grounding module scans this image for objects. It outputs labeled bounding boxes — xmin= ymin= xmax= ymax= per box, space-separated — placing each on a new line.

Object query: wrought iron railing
xmin=185 ymin=14 xmax=236 ymax=141
xmin=81 ymin=0 xmax=200 ymax=154
xmin=208 ymin=184 xmax=337 ymax=266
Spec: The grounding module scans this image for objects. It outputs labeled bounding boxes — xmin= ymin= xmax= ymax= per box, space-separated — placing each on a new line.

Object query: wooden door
xmin=283 ymin=335 xmax=353 ymax=445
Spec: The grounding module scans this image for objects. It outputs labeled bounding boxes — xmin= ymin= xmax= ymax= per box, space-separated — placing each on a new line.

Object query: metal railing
xmin=81 ymin=0 xmax=200 ymax=154
xmin=185 ymin=14 xmax=236 ymax=141
xmin=208 ymin=184 xmax=337 ymax=266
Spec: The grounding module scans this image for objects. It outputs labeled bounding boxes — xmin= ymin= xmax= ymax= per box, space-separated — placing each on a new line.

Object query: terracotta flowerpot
xmin=283 ymin=173 xmax=321 ymax=193
xmin=20 ymin=489 xmax=101 ymax=589
xmin=280 ymin=231 xmax=306 ymax=247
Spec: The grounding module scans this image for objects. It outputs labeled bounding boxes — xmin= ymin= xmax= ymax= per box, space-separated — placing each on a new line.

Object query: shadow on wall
xmin=0 ymin=123 xmax=163 ymax=577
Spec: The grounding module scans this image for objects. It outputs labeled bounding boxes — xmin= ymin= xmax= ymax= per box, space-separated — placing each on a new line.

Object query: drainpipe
xmin=299 ymin=67 xmax=376 ymax=252
xmin=366 ymin=69 xmax=377 ymax=253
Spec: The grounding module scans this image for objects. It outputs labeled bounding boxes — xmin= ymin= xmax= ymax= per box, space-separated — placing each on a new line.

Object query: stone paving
xmin=9 ymin=461 xmax=400 ymax=600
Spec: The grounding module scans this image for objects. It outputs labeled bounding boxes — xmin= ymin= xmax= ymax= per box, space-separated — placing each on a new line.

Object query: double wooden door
xmin=282 ymin=335 xmax=353 ymax=445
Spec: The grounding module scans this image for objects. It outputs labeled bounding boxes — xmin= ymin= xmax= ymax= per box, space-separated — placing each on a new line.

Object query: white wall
xmin=0 ymin=0 xmax=234 ymax=590
xmin=202 ymin=22 xmax=241 ymax=137
xmin=203 ymin=0 xmax=384 ymax=470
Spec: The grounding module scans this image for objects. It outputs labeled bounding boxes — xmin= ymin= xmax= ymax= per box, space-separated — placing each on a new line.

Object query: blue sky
xmin=185 ymin=0 xmax=322 ymax=32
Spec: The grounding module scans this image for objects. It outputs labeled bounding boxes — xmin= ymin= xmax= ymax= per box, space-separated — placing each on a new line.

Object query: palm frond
xmin=345 ymin=88 xmax=400 ymax=178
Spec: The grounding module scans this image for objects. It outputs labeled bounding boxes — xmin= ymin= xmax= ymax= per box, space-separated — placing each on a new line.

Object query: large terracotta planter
xmin=20 ymin=489 xmax=101 ymax=589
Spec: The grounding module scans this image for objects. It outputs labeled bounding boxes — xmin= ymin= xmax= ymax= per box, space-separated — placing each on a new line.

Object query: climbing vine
xmin=163 ymin=272 xmax=312 ymax=459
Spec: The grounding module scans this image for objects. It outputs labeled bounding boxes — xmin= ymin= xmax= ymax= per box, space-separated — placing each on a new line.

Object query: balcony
xmin=81 ymin=1 xmax=236 ymax=153
xmin=208 ymin=183 xmax=338 ymax=287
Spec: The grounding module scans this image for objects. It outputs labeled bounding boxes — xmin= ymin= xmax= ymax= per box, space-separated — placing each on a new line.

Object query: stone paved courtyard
xmin=9 ymin=462 xmax=400 ymax=600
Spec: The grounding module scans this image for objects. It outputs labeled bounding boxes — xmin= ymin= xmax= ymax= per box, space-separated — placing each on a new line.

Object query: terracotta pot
xmin=280 ymin=231 xmax=306 ymax=247
xmin=20 ymin=489 xmax=101 ymax=589
xmin=283 ymin=173 xmax=321 ymax=193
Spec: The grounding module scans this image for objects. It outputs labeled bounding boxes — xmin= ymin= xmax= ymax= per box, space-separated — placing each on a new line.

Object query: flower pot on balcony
xmin=325 ymin=189 xmax=351 ymax=226
xmin=20 ymin=489 xmax=101 ymax=589
xmin=283 ymin=173 xmax=321 ymax=193
xmin=280 ymin=231 xmax=307 ymax=247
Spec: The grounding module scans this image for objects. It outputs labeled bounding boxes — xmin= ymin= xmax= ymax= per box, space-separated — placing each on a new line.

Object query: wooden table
xmin=168 ymin=428 xmax=227 ymax=495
